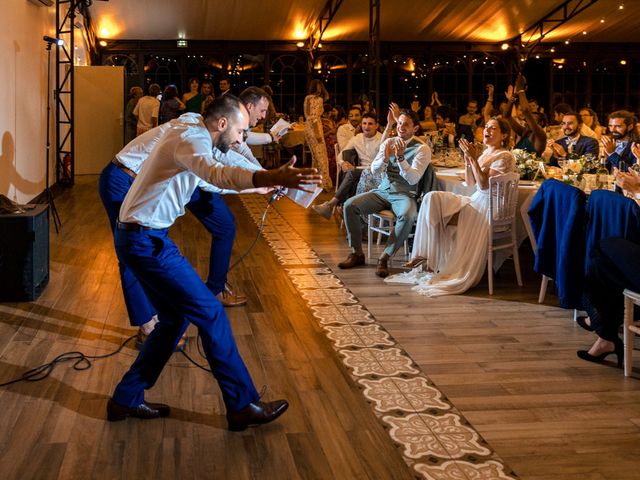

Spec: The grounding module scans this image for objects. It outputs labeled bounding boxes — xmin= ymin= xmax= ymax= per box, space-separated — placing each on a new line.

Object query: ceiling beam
xmin=305 ymin=0 xmax=345 ymax=59
xmin=514 ymin=0 xmax=600 ymax=53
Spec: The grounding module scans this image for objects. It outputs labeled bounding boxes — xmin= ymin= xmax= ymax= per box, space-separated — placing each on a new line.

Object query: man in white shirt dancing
xmin=106 ymin=95 xmax=321 ymax=430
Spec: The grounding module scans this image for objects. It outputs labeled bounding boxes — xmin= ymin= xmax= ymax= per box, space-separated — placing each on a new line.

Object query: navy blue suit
xmin=549 ymin=135 xmax=599 ymax=166
xmin=98 ymin=161 xmax=235 ymax=326
xmin=607 ymin=140 xmax=637 ymax=172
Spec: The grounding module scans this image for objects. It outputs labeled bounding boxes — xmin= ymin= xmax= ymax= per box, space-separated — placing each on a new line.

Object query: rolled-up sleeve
xmin=398 ymin=144 xmax=431 ymax=185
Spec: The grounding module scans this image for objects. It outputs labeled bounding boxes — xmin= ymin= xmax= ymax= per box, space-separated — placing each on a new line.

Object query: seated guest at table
xmin=547 ymin=112 xmax=599 ymax=166
xmin=421 ymin=104 xmax=437 ymax=133
xmin=503 ymin=75 xmax=547 ymax=155
xmin=458 ymin=100 xmax=481 ymax=129
xmin=580 ymin=107 xmax=605 ymax=140
xmin=337 ymin=106 xmax=362 ymax=151
xmin=436 ymin=106 xmax=457 ymax=146
xmin=548 ymin=103 xmax=596 ymax=141
xmin=577 ymin=236 xmax=640 ymax=367
xmin=333 ymin=105 xmax=347 ymax=128
xmin=337 ymin=109 xmax=432 ymax=278
xmin=312 ymin=112 xmax=383 ymax=219
xmin=602 ymin=110 xmax=638 ymax=171
xmin=386 ymin=118 xmax=515 ymax=296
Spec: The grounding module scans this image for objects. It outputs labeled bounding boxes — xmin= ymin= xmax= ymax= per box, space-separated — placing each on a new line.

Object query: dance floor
xmin=0 ymin=176 xmax=639 ymax=479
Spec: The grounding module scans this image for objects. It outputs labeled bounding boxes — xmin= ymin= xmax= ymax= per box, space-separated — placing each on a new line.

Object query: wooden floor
xmin=1 ymin=176 xmax=639 ymax=479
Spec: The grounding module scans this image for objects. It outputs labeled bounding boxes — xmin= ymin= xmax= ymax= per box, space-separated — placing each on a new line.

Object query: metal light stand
xmin=45 ymin=41 xmax=61 ymax=233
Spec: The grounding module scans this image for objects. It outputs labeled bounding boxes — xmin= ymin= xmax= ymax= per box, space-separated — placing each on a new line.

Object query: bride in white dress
xmin=385 ymin=117 xmax=515 ymax=296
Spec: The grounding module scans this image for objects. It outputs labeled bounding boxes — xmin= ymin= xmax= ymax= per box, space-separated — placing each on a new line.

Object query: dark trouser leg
xmin=186 ymin=189 xmax=236 ymax=296
xmin=584 ymin=238 xmax=640 ymax=342
xmin=112 ymin=228 xmax=259 ymax=411
xmin=98 ymin=162 xmax=156 ymax=327
xmin=335 ymin=169 xmax=364 ymax=204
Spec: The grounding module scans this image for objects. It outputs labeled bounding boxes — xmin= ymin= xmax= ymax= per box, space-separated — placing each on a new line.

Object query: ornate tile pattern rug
xmin=241 ymin=196 xmax=519 ymax=480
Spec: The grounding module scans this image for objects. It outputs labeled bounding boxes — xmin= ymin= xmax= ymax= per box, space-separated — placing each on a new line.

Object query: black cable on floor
xmin=0 ymin=199 xmax=275 ymax=386
xmin=0 ymin=335 xmax=136 ymax=387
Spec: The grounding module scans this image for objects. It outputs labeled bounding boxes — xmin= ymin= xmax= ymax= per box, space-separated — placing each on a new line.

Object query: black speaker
xmin=0 ymin=204 xmax=49 ymax=301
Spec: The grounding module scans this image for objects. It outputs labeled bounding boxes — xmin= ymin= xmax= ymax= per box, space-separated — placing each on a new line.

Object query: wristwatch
xmin=397 ymin=155 xmax=405 ymax=161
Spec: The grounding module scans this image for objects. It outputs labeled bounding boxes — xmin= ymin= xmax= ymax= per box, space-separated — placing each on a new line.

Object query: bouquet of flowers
xmin=512 ymin=149 xmax=543 ymax=180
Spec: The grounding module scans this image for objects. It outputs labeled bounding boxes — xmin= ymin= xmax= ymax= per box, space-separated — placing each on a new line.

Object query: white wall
xmin=0 ymin=1 xmax=55 ymax=204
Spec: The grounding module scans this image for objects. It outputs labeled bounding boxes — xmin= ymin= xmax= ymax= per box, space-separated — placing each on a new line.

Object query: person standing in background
xmin=124 ymin=86 xmax=143 ymax=144
xmin=159 ymin=84 xmax=185 ymax=124
xmin=304 ymin=79 xmax=332 ymax=190
xmin=182 ymin=77 xmax=204 ymax=113
xmin=133 ymin=84 xmax=161 ymax=137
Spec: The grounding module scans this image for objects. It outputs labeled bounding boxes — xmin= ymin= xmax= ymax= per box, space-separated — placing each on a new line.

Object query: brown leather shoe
xmin=107 ymin=398 xmax=171 ymax=421
xmin=227 ymin=399 xmax=289 ymax=431
xmin=338 ymin=253 xmax=365 ymax=269
xmin=216 ymin=284 xmax=248 ymax=307
xmin=375 ymin=256 xmax=389 ymax=278
xmin=136 ymin=329 xmax=188 ymax=352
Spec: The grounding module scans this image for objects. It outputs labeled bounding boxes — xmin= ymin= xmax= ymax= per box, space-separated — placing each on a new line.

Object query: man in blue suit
xmin=548 ymin=112 xmax=599 ymax=166
xmin=602 ymin=110 xmax=638 ymax=171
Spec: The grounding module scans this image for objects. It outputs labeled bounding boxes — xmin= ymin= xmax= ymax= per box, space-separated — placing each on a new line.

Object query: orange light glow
xmin=96 ymin=15 xmax=122 ymax=39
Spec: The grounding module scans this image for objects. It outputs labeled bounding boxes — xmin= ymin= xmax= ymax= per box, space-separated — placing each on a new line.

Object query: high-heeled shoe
xmin=404 ymin=257 xmax=427 ymax=269
xmin=576 ymin=315 xmax=595 ymax=332
xmin=576 ymin=339 xmax=623 ymax=368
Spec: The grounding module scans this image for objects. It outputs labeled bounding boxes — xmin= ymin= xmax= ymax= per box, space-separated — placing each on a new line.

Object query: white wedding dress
xmin=385 ymin=148 xmax=515 ymax=296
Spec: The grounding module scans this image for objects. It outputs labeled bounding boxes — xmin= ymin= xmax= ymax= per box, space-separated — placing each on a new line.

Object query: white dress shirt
xmin=371 ymin=136 xmax=431 ymax=185
xmin=132 ymin=96 xmax=160 ymax=130
xmin=337 ymin=131 xmax=383 ymax=169
xmin=336 ymin=123 xmax=356 ymax=151
xmin=119 ymin=118 xmax=256 ymax=228
xmin=116 ymin=112 xmax=261 ymax=193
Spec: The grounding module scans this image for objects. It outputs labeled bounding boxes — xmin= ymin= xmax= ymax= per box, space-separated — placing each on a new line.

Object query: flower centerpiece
xmin=512 ymin=149 xmax=543 ymax=180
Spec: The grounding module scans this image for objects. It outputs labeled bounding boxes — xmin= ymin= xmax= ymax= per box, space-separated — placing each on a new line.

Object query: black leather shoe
xmin=226 ymin=399 xmax=289 ymax=431
xmin=107 ymin=398 xmax=171 ymax=421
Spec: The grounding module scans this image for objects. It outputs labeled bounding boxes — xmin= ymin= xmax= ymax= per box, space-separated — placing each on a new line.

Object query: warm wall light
xmin=620 ymin=60 xmax=627 ymax=65
xmin=99 ymin=40 xmax=107 ymax=47
xmin=296 ymin=41 xmax=304 ymax=48
xmin=500 ymin=43 xmax=509 ymax=50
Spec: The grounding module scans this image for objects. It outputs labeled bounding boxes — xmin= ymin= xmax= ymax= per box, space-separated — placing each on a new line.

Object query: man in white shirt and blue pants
xmin=106 ymin=95 xmax=322 ymax=431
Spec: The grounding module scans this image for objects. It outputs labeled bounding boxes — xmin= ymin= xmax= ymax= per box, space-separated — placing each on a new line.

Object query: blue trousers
xmin=112 ymin=227 xmax=259 ymax=411
xmin=98 ymin=161 xmax=235 ymax=326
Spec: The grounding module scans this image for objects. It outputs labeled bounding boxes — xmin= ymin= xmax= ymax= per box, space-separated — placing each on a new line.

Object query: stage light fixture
xmin=177 ymin=39 xmax=188 ymax=48
xmin=43 ymin=35 xmax=64 ymax=46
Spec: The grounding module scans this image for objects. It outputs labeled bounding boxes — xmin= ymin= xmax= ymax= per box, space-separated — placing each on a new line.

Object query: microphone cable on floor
xmin=0 ymin=195 xmax=278 ymax=387
xmin=0 ymin=335 xmax=136 ymax=387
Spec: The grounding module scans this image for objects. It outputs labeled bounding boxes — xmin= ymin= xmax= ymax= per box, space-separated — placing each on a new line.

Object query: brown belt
xmin=111 ymin=157 xmax=137 ymax=178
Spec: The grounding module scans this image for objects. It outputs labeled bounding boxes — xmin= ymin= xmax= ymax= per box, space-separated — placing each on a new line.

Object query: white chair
xmin=367 ymin=210 xmax=409 ymax=263
xmin=623 ymin=289 xmax=640 ymax=377
xmin=487 ymin=172 xmax=523 ymax=295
